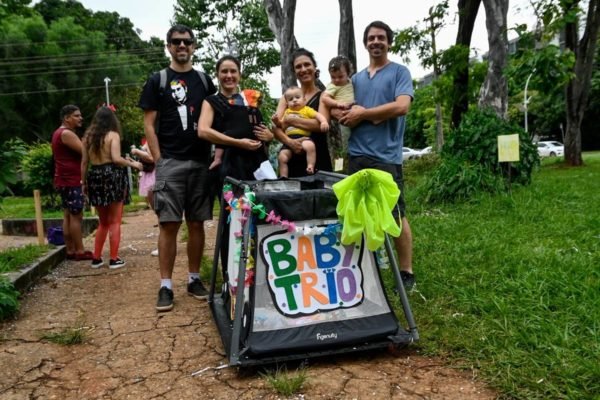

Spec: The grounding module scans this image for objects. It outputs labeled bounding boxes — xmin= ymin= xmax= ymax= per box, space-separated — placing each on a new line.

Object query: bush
xmin=0 ymin=277 xmax=19 ymax=320
xmin=0 ymin=139 xmax=27 ymax=199
xmin=423 ymin=108 xmax=539 ymax=203
xmin=22 ymin=142 xmax=58 ymax=208
xmin=423 ymin=158 xmax=504 ymax=203
xmin=443 ymin=108 xmax=539 ymax=184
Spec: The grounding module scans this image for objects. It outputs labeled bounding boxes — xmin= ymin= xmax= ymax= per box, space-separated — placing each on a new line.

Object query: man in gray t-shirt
xmin=339 ymin=20 xmax=416 ymax=291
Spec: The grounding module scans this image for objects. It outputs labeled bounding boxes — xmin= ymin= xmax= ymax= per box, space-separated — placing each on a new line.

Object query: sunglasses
xmin=169 ymin=38 xmax=194 ymax=46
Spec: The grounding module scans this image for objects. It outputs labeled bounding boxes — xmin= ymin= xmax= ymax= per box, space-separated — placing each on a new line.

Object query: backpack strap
xmin=196 ymin=70 xmax=209 ymax=93
xmin=160 ymin=68 xmax=208 ymax=93
xmin=154 ymin=68 xmax=169 ymax=134
xmin=159 ymin=68 xmax=168 ymax=94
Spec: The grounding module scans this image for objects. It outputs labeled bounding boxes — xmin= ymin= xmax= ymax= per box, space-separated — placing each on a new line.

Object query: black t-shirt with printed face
xmin=138 ymin=67 xmax=216 ymax=162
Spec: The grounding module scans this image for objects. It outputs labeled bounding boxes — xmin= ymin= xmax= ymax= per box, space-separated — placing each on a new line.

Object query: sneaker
xmin=187 ymin=278 xmax=209 ymax=300
xmin=150 ymin=249 xmax=159 ymax=257
xmin=156 ymin=287 xmax=174 ymax=311
xmin=91 ymin=258 xmax=104 ymax=269
xmin=109 ymin=258 xmax=126 ymax=269
xmin=400 ymin=271 xmax=416 ymax=291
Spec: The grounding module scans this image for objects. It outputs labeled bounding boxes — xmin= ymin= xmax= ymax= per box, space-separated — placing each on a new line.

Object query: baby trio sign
xmin=259 ymin=225 xmax=365 ymax=317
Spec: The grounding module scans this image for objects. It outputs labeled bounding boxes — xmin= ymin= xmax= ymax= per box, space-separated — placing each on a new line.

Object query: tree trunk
xmin=478 ymin=0 xmax=508 ymax=119
xmin=451 ymin=0 xmax=481 ymax=129
xmin=337 ymin=0 xmax=356 ymax=72
xmin=563 ymin=0 xmax=600 ymax=166
xmin=263 ymin=0 xmax=298 ymax=92
xmin=429 ymin=13 xmax=444 ymax=149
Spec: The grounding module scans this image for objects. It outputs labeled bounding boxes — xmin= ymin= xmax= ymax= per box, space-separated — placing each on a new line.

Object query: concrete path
xmin=0 ymin=209 xmax=495 ymax=399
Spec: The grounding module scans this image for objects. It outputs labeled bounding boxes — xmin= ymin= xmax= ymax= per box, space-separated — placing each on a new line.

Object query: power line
xmin=0 ymin=82 xmax=144 ymax=97
xmin=0 ymin=56 xmax=168 ymax=78
xmin=0 ymin=35 xmax=162 ymax=48
xmin=0 ymin=46 xmax=166 ymax=66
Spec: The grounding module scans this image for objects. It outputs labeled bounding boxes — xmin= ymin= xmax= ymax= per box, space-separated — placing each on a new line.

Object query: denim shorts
xmin=153 ymin=158 xmax=212 ymax=223
xmin=348 ymin=155 xmax=407 ymax=218
xmin=56 ymin=186 xmax=84 ymax=215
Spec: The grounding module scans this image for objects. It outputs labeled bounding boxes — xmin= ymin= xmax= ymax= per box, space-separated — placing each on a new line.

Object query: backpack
xmin=47 ymin=226 xmax=65 ymax=246
xmin=154 ymin=68 xmax=211 ymax=133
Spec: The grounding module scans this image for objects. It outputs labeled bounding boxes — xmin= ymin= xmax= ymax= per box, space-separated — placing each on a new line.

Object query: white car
xmin=537 ymin=141 xmax=564 ymax=157
xmin=403 ymin=147 xmax=422 ymax=160
xmin=420 ymin=146 xmax=432 ymax=156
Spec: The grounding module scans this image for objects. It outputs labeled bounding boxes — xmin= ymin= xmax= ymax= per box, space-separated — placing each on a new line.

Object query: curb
xmin=1 ymin=218 xmax=99 ymax=237
xmin=5 ymin=245 xmax=67 ymax=292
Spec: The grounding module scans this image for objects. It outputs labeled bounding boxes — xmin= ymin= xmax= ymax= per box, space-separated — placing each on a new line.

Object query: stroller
xmin=208 ymin=171 xmax=418 ymax=367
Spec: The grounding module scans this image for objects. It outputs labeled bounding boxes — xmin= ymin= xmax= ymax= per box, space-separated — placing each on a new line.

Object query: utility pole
xmin=104 ymin=77 xmax=111 ymax=106
xmin=524 ymin=69 xmax=535 ymax=135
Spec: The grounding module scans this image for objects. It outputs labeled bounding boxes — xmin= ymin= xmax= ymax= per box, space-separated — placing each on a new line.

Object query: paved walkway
xmin=0 ymin=209 xmax=495 ymax=399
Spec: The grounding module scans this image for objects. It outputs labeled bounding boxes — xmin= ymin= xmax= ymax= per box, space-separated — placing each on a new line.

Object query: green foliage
xmin=0 ymin=138 xmax=27 ymax=197
xmin=0 ymin=244 xmax=50 ymax=273
xmin=0 ymin=277 xmax=20 ymax=320
xmin=41 ymin=322 xmax=88 ymax=345
xmin=260 ymin=364 xmax=308 ymax=396
xmin=0 ymin=196 xmax=64 ymax=219
xmin=0 ymin=2 xmax=166 ymax=144
xmin=405 ymin=84 xmax=436 ymax=148
xmin=422 ymin=157 xmax=504 ymax=203
xmin=21 ymin=142 xmax=57 ymax=207
xmin=390 ymin=0 xmax=449 ymax=70
xmin=400 ymin=153 xmax=600 ymax=399
xmin=0 ymin=0 xmax=34 ymax=19
xmin=173 ymin=0 xmax=279 ymax=103
xmin=408 ymin=58 xmax=488 ymax=150
xmin=505 ymin=38 xmax=574 ymax=141
xmin=116 ymin=87 xmax=146 ymax=147
xmin=423 ymin=108 xmax=539 ymax=203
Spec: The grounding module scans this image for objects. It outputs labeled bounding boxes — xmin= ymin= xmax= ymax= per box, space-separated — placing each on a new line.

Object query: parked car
xmin=537 ymin=141 xmax=564 ymax=157
xmin=403 ymin=147 xmax=422 ymax=160
xmin=419 ymin=146 xmax=432 ymax=156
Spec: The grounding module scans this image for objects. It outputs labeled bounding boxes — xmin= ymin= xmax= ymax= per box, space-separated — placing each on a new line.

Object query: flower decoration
xmin=97 ymin=103 xmax=117 ymax=112
xmin=222 ymin=184 xmax=297 ymax=233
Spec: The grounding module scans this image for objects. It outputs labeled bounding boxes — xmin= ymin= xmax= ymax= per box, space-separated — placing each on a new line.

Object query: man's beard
xmin=174 ymin=53 xmax=191 ymax=64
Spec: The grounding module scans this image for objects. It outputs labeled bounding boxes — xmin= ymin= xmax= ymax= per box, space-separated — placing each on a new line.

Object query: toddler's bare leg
xmin=278 ymin=149 xmax=292 ymax=177
xmin=303 ymin=140 xmax=317 ymax=174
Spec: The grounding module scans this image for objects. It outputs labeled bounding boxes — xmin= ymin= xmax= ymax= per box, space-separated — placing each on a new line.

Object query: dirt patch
xmin=0 ymin=209 xmax=496 ymax=399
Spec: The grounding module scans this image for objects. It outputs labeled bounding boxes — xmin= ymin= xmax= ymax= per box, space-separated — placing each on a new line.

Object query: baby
xmin=322 ymin=55 xmax=380 ymax=138
xmin=321 ymin=55 xmax=355 ymax=113
xmin=277 ymin=86 xmax=329 ymax=176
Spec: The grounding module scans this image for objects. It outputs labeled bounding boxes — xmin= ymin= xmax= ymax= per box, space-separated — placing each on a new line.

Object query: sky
xmin=75 ymin=0 xmax=536 ymax=97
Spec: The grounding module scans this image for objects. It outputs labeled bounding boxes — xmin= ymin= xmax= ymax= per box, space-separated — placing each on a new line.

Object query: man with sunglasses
xmin=139 ymin=24 xmax=217 ymax=312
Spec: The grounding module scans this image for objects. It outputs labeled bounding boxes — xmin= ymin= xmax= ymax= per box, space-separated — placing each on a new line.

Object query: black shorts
xmin=347 ymin=155 xmax=406 ymax=218
xmin=56 ymin=186 xmax=84 ymax=215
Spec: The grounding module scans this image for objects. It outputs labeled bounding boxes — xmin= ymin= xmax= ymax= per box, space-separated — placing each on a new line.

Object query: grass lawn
xmin=0 ymin=244 xmax=51 ymax=273
xmin=393 ymin=152 xmax=600 ymax=399
xmin=1 ymin=154 xmax=597 ymax=398
xmin=0 ymin=194 xmax=148 ymax=219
